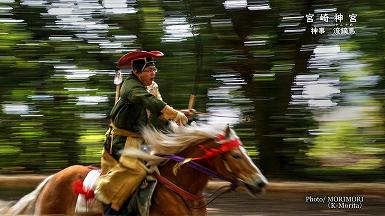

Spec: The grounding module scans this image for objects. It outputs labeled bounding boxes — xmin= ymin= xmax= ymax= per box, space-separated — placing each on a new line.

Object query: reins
xmin=152 ymin=173 xmax=204 ymax=201
xmin=190 ymin=184 xmax=234 ymax=209
xmin=153 ymin=172 xmax=235 ymax=209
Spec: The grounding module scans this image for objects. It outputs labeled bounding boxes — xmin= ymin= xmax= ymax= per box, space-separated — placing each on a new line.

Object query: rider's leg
xmin=94 ymin=137 xmax=147 ymax=211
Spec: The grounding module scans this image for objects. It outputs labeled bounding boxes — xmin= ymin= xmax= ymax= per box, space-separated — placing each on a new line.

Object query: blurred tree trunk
xmin=226 ymin=0 xmax=322 ymax=176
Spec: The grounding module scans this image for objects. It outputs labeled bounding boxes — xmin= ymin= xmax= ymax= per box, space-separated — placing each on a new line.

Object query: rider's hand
xmin=179 ymin=109 xmax=196 ymax=120
xmin=175 ymin=111 xmax=188 ymax=126
xmin=161 ymin=105 xmax=189 ymax=126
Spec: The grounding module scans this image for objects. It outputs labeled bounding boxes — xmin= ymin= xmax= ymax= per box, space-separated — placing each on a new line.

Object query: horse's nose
xmin=257 ymin=181 xmax=267 ymax=188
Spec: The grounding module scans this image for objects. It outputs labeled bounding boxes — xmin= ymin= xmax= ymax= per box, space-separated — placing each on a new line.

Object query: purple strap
xmin=156 ymin=153 xmax=238 ymax=186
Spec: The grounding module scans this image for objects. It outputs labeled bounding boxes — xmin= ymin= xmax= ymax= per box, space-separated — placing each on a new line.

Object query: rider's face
xmin=135 ymin=66 xmax=157 ymax=86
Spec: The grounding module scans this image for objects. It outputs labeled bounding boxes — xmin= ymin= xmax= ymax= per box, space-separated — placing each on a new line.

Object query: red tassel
xmin=73 ymin=179 xmax=95 ymax=200
xmin=73 ymin=179 xmax=83 ymax=194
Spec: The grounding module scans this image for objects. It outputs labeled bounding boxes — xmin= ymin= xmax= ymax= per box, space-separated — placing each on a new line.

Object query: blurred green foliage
xmin=0 ymin=0 xmax=383 ymax=181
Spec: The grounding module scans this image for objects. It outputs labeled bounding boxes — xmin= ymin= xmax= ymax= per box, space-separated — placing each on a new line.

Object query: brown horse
xmin=2 ymin=124 xmax=268 ymax=216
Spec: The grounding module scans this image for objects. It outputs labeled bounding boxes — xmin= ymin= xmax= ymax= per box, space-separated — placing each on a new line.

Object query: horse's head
xmin=213 ymin=126 xmax=268 ymax=195
xmin=203 ymin=125 xmax=268 ymax=195
xmin=141 ymin=123 xmax=268 ymax=196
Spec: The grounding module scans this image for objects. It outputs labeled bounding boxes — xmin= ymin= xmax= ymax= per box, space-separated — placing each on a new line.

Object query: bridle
xmin=153 ymin=132 xmax=242 ymax=205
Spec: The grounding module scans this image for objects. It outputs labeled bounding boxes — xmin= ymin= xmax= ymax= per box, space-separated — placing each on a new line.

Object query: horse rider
xmin=94 ymin=50 xmax=190 ymax=213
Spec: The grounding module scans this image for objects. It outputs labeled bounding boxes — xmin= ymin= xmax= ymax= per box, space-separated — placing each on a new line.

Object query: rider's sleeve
xmin=128 ymin=84 xmax=167 ymax=115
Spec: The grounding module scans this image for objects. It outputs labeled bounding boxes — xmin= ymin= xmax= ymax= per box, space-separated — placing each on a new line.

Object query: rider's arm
xmin=128 ymin=84 xmax=188 ymax=126
xmin=128 ymin=84 xmax=166 ymax=114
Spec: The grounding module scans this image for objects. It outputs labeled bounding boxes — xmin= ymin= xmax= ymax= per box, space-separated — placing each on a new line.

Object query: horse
xmin=2 ymin=123 xmax=268 ymax=216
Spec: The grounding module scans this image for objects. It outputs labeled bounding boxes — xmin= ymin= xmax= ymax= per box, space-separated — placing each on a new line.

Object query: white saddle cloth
xmin=75 ymin=169 xmax=103 ymax=214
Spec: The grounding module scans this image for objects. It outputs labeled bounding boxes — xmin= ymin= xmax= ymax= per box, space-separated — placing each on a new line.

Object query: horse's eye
xmin=232 ymin=153 xmax=242 ymax=159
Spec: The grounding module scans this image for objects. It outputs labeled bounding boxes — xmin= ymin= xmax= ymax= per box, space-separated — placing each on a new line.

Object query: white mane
xmin=121 ymin=122 xmax=235 ymax=169
xmin=142 ymin=122 xmax=227 ymax=155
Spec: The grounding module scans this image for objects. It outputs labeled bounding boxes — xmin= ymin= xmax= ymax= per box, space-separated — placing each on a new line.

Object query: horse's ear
xmin=224 ymin=124 xmax=231 ymax=138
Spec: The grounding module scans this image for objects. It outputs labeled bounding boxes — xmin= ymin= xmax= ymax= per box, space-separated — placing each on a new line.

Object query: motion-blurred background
xmin=0 ymin=0 xmax=384 ymax=184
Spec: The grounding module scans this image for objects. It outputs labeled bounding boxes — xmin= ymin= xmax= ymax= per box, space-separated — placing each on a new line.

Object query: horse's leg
xmin=35 ymin=165 xmax=93 ymax=215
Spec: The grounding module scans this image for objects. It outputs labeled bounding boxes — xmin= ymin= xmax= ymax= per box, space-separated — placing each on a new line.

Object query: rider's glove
xmin=179 ymin=109 xmax=196 ymax=120
xmin=161 ymin=105 xmax=188 ymax=126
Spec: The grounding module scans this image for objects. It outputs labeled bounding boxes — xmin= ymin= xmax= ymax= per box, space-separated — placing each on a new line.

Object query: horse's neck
xmin=158 ymin=140 xmax=214 ymax=195
xmin=159 ymin=160 xmax=210 ymax=195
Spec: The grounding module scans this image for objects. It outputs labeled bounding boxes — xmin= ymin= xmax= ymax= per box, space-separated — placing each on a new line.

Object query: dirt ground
xmin=206 ymin=190 xmax=385 ymax=215
xmin=1 ymin=176 xmax=385 ymax=215
xmin=205 ymin=180 xmax=385 ymax=215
